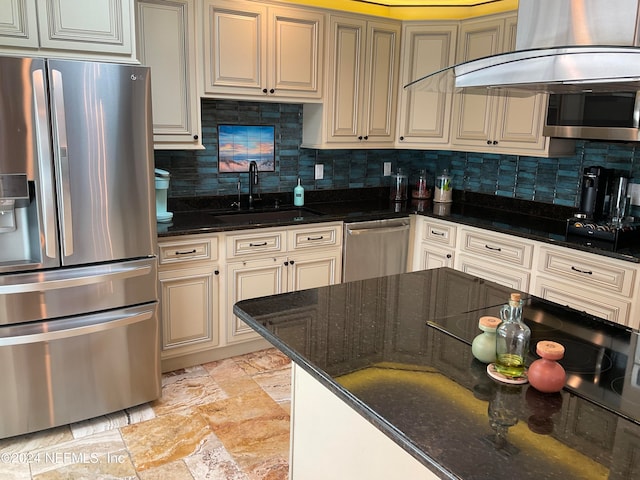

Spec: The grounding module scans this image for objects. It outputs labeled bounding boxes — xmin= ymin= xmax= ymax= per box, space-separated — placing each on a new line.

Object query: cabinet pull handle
xmin=485 ymin=244 xmax=502 ymax=252
xmin=431 ymin=230 xmax=445 ymax=236
xmin=571 ymin=266 xmax=593 ymax=275
xmin=175 ymin=249 xmax=197 ymax=255
xmin=307 ymin=235 xmax=324 ymax=241
xmin=249 ymin=242 xmax=268 ymax=247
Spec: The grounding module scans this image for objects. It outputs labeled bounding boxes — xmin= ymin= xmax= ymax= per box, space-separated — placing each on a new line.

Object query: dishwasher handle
xmin=347 ymin=224 xmax=410 ymax=236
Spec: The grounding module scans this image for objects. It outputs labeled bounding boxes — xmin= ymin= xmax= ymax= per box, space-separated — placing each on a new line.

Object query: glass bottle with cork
xmin=490 ymin=293 xmax=531 ymax=383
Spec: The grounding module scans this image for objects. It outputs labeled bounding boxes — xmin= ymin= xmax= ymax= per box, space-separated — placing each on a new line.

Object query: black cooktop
xmin=427 ymin=294 xmax=639 ymax=422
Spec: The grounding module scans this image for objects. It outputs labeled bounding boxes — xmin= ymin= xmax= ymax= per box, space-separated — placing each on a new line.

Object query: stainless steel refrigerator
xmin=0 ymin=56 xmax=160 ymax=439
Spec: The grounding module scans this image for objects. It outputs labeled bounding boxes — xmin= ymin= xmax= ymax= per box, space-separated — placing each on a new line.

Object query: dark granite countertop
xmin=157 ymin=188 xmax=640 ymax=263
xmin=234 ymin=267 xmax=640 ymax=480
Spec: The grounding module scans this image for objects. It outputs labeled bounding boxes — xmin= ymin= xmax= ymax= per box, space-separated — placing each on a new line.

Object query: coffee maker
xmin=567 ymin=166 xmax=638 ymax=251
xmin=576 ymin=166 xmax=610 ymax=220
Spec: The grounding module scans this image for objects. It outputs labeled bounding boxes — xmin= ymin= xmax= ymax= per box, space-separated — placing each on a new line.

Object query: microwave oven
xmin=544 ymin=91 xmax=640 ymax=142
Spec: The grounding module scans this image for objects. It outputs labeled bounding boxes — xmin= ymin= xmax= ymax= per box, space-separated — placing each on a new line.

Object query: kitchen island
xmin=234 ymin=267 xmax=640 ymax=479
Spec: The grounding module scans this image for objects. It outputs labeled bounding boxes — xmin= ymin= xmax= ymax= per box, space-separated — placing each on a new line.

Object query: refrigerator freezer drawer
xmin=0 ymin=303 xmax=160 ymax=439
xmin=0 ymin=258 xmax=158 ymax=326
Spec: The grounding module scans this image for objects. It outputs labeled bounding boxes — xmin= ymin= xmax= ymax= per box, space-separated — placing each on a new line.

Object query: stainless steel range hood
xmin=405 ymin=0 xmax=640 ymax=94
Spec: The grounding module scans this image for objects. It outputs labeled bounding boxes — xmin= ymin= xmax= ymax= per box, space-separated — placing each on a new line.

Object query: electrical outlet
xmin=383 ymin=162 xmax=392 ymax=176
xmin=315 ymin=163 xmax=324 ymax=180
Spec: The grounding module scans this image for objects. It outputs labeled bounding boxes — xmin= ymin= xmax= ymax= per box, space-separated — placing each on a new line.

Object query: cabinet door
xmin=361 ymin=20 xmax=400 ymax=144
xmin=326 ymin=15 xmax=366 ymax=142
xmin=0 ymin=0 xmax=39 ymax=48
xmin=491 ymin=16 xmax=548 ymax=151
xmin=451 ymin=17 xmax=503 ymax=147
xmin=203 ymin=0 xmax=267 ymax=95
xmin=137 ymin=0 xmax=201 ymax=149
xmin=396 ymin=23 xmax=457 ymax=147
xmin=159 ymin=265 xmax=220 ymax=357
xmin=36 ymin=0 xmax=133 ymax=55
xmin=226 ymin=256 xmax=286 ymax=344
xmin=289 ymin=249 xmax=341 ymax=291
xmin=417 ymin=244 xmax=454 ymax=270
xmin=269 ymin=7 xmax=323 ymax=99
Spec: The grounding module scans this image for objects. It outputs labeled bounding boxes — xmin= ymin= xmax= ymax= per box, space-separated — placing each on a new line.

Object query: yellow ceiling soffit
xmin=278 ymin=1 xmax=518 ymax=20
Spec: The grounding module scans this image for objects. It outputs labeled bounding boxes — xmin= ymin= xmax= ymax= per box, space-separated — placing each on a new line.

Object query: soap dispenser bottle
xmin=294 ymin=177 xmax=304 ymax=206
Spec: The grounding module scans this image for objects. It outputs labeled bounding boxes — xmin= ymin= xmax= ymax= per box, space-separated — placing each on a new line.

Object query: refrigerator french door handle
xmin=50 ymin=69 xmax=74 ymax=257
xmin=32 ymin=68 xmax=57 ymax=259
xmin=0 ymin=309 xmax=154 ymax=346
xmin=0 ymin=263 xmax=152 ymax=295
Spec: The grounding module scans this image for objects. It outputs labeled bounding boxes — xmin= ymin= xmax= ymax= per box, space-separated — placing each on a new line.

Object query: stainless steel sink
xmin=210 ymin=207 xmax=325 ymax=225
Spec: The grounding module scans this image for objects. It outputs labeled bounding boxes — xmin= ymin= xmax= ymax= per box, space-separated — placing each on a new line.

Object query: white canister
xmin=434 ymin=169 xmax=453 ymax=203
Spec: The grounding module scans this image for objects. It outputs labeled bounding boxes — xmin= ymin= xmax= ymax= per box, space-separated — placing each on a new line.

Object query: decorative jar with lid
xmin=471 ymin=316 xmax=501 ymax=364
xmin=528 ymin=341 xmax=566 ymax=393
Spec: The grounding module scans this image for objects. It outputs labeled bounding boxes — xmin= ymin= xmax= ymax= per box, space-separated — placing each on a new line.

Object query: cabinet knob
xmin=193 ymin=134 xmax=199 ymax=140
xmin=486 ymin=140 xmax=492 ymax=145
xmin=399 ymin=136 xmax=404 ymax=141
xmin=493 ymin=140 xmax=498 ymax=145
xmin=363 ymin=136 xmax=368 ymax=140
xmin=358 ymin=135 xmax=363 ymax=140
xmin=446 ymin=254 xmax=452 ymax=259
xmin=284 ymin=261 xmax=289 ymax=266
xmin=214 ymin=269 xmax=219 ymax=275
xmin=262 ymin=88 xmax=268 ymax=94
xmin=290 ymin=260 xmax=295 ymax=265
xmin=269 ymin=88 xmax=275 ymax=94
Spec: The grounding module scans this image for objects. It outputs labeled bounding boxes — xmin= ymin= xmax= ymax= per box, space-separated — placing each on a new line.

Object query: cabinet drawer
xmin=226 ymin=230 xmax=284 ymax=258
xmin=288 ymin=223 xmax=342 ymax=250
xmin=534 ymin=277 xmax=631 ymax=325
xmin=538 ymin=246 xmax=636 ymax=297
xmin=460 ymin=228 xmax=533 ymax=268
xmin=421 ymin=219 xmax=457 ymax=248
xmin=159 ymin=237 xmax=216 ymax=265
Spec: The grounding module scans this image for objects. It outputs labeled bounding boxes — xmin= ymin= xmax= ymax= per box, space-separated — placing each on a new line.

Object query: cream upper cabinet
xmin=302 ymin=14 xmax=401 ymax=148
xmin=0 ymin=0 xmax=136 ymax=61
xmin=396 ymin=22 xmax=458 ymax=148
xmin=450 ymin=14 xmax=574 ymax=157
xmin=137 ymin=0 xmax=202 ymax=150
xmin=201 ymin=0 xmax=324 ymax=101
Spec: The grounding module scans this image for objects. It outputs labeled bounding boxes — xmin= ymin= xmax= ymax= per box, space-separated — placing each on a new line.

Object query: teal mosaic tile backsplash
xmin=154 ymin=100 xmax=640 ymax=210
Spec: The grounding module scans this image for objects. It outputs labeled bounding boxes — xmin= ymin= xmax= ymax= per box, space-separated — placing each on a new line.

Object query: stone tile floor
xmin=0 ymin=348 xmax=292 ymax=480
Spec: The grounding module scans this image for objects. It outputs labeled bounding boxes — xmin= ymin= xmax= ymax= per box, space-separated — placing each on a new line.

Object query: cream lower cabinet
xmin=158 ymin=235 xmax=220 ymax=365
xmin=532 ymin=245 xmax=638 ymax=328
xmin=411 ymin=215 xmax=456 ymax=271
xmin=302 ymin=14 xmax=401 ymax=148
xmin=0 ymin=0 xmax=136 ymax=61
xmin=136 ymin=0 xmax=202 ymax=149
xmin=224 ymin=222 xmax=343 ymax=345
xmin=456 ymin=226 xmax=534 ymax=292
xmin=201 ymin=0 xmax=324 ymax=101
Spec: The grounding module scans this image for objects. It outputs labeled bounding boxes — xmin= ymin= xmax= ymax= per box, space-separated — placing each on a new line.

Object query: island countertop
xmin=234 ymin=267 xmax=640 ymax=479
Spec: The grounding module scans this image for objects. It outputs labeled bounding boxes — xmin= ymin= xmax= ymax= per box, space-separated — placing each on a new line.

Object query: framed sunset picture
xmin=218 ymin=125 xmax=275 ymax=172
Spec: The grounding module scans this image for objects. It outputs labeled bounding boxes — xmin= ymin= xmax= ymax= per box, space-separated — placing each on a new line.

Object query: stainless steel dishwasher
xmin=343 ymin=218 xmax=411 ymax=282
